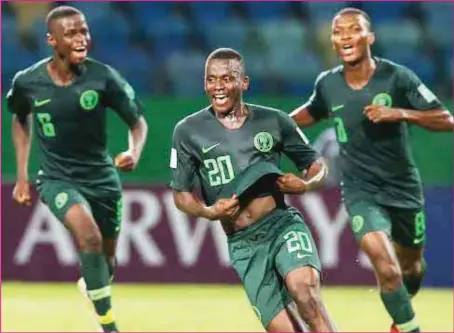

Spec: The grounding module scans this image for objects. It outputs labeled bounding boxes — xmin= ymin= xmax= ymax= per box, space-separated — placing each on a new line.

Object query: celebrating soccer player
xmin=7 ymin=6 xmax=148 ymax=332
xmin=290 ymin=8 xmax=453 ymax=332
xmin=170 ymin=47 xmax=336 ymax=332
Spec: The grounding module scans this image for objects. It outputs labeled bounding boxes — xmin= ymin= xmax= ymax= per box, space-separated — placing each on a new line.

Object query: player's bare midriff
xmin=220 ymin=195 xmax=277 ymax=235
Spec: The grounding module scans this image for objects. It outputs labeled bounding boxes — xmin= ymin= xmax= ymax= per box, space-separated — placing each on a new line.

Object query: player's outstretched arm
xmin=115 ymin=116 xmax=148 ymax=172
xmin=289 ymin=106 xmax=318 ymax=128
xmin=173 ymin=191 xmax=239 ymax=221
xmin=364 ymin=105 xmax=453 ymax=132
xmin=12 ymin=114 xmax=32 ymax=205
xmin=277 ymin=157 xmax=328 ymax=194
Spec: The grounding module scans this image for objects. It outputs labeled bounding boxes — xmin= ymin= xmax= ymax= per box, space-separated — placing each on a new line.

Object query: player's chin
xmin=212 ymin=101 xmax=234 ymax=114
xmin=340 ymin=53 xmax=361 ymax=66
xmin=69 ymin=52 xmax=87 ymax=65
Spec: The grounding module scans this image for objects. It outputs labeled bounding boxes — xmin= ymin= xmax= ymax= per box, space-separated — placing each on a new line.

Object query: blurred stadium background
xmin=1 ymin=1 xmax=453 ymax=332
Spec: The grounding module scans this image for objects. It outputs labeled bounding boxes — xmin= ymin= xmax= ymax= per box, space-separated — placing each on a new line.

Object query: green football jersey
xmin=7 ymin=57 xmax=143 ymax=196
xmin=170 ymin=104 xmax=318 ymax=205
xmin=306 ymin=57 xmax=443 ymax=208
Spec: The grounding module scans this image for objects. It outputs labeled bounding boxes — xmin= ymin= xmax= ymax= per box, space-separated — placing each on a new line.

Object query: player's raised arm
xmin=104 ymin=66 xmax=148 ymax=171
xmin=290 ymin=71 xmax=330 ymax=128
xmin=7 ymin=73 xmax=33 ymax=206
xmin=364 ymin=66 xmax=453 ymax=132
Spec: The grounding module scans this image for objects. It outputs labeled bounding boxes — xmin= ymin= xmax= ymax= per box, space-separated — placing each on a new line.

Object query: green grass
xmin=2 ymin=282 xmax=452 ymax=332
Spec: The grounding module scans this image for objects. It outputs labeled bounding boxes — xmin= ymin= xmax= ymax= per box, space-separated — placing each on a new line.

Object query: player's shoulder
xmin=12 ymin=57 xmax=50 ymax=86
xmin=377 ymin=57 xmax=415 ymax=78
xmin=247 ymin=103 xmax=288 ymax=120
xmin=173 ymin=106 xmax=212 ymax=136
xmin=314 ymin=65 xmax=343 ymax=87
xmin=84 ymin=57 xmax=117 ymax=77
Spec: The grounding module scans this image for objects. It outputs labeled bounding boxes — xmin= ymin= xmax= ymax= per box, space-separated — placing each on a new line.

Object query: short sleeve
xmin=397 ymin=66 xmax=443 ymax=111
xmin=306 ymin=71 xmax=330 ymax=120
xmin=279 ymin=111 xmax=319 ymax=171
xmin=169 ymin=122 xmax=197 ymax=192
xmin=105 ymin=66 xmax=143 ymax=127
xmin=6 ymin=72 xmax=31 ymax=121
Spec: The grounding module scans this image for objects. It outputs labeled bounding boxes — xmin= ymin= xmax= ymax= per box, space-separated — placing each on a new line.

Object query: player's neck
xmin=216 ymin=103 xmax=248 ymax=130
xmin=47 ymin=56 xmax=80 ymax=86
xmin=343 ymin=56 xmax=376 ymax=90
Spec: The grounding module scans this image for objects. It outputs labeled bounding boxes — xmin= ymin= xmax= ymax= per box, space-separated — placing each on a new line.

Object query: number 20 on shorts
xmin=284 ymin=230 xmax=313 ymax=258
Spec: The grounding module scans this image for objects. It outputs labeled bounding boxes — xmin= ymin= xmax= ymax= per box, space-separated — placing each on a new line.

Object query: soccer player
xmin=170 ymin=47 xmax=336 ymax=332
xmin=7 ymin=6 xmax=148 ymax=332
xmin=290 ymin=8 xmax=453 ymax=332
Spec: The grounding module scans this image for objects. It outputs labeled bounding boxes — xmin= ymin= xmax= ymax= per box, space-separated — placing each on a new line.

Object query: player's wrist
xmin=202 ymin=205 xmax=217 ymax=220
xmin=397 ymin=108 xmax=410 ymax=121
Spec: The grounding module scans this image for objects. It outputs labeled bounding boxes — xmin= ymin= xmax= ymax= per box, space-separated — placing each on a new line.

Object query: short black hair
xmin=46 ymin=6 xmax=84 ymax=32
xmin=334 ymin=7 xmax=372 ymax=29
xmin=206 ymin=48 xmax=245 ymax=72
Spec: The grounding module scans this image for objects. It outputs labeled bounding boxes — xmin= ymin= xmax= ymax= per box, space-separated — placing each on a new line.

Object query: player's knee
xmin=80 ymin=227 xmax=103 ymax=252
xmin=376 ymin=261 xmax=402 ymax=290
xmin=287 ymin=272 xmax=320 ymax=320
xmin=400 ymin=258 xmax=423 ymax=278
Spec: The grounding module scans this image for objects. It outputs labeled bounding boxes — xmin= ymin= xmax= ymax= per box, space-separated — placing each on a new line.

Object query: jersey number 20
xmin=37 ymin=113 xmax=56 ymax=137
xmin=204 ymin=155 xmax=235 ymax=186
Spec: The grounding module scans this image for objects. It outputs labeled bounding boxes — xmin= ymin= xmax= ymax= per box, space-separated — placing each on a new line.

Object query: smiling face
xmin=331 ymin=13 xmax=375 ymax=66
xmin=47 ymin=13 xmax=91 ymax=65
xmin=204 ymin=58 xmax=249 ymax=116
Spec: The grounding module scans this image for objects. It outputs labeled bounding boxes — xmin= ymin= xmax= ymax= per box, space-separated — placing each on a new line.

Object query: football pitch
xmin=2 ymin=282 xmax=452 ymax=332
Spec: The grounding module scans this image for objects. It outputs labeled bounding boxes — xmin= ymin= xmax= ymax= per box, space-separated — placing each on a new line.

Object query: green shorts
xmin=345 ymin=200 xmax=426 ymax=248
xmin=227 ymin=207 xmax=321 ymax=328
xmin=37 ymin=179 xmax=123 ymax=238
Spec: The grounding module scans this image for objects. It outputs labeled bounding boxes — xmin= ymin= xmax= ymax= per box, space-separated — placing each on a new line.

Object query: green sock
xmin=79 ymin=252 xmax=118 ymax=332
xmin=403 ymin=260 xmax=427 ymax=297
xmin=380 ymin=285 xmax=419 ymax=332
xmin=106 ymin=256 xmax=116 ymax=283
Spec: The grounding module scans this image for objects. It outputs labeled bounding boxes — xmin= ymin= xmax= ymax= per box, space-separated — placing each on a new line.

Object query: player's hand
xmin=115 ymin=151 xmax=138 ymax=172
xmin=276 ymin=173 xmax=305 ymax=194
xmin=12 ymin=181 xmax=32 ymax=206
xmin=364 ymin=105 xmax=404 ymax=123
xmin=206 ymin=195 xmax=240 ymax=221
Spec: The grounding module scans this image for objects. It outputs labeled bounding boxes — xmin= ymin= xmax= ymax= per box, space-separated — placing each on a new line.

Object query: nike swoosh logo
xmin=297 ymin=253 xmax=312 ymax=259
xmin=34 ymin=99 xmax=51 ymax=107
xmin=413 ymin=237 xmax=425 ymax=245
xmin=331 ymin=104 xmax=344 ymax=112
xmin=202 ymin=143 xmax=220 ymax=154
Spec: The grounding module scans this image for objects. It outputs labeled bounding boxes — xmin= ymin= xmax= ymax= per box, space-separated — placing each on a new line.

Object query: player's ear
xmin=367 ymin=31 xmax=375 ymax=46
xmin=242 ymin=75 xmax=250 ymax=91
xmin=47 ymin=32 xmax=56 ymax=48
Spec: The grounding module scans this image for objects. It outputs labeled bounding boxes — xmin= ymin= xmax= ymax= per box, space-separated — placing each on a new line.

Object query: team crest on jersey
xmin=254 ymin=132 xmax=273 ymax=153
xmin=55 ymin=192 xmax=68 ymax=209
xmin=80 ymin=90 xmax=99 ymax=111
xmin=351 ymin=215 xmax=365 ymax=233
xmin=372 ymin=93 xmax=393 ymax=107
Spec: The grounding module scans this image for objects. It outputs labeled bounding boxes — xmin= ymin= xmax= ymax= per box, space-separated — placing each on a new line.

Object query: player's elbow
xmin=173 ymin=190 xmax=191 ymax=212
xmin=290 ymin=108 xmax=316 ymax=128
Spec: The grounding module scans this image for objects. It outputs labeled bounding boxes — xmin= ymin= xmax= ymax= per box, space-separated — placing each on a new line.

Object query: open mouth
xmin=341 ymin=44 xmax=355 ymax=56
xmin=73 ymin=46 xmax=87 ymax=57
xmin=213 ymin=94 xmax=229 ymax=105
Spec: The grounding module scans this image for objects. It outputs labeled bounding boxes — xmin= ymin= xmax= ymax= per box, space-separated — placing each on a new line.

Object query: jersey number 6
xmin=37 ymin=113 xmax=56 ymax=137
